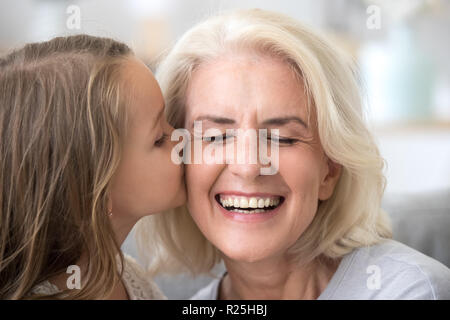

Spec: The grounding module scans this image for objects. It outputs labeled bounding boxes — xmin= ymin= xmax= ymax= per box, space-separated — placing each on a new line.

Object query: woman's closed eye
xmin=200 ymin=133 xmax=300 ymax=145
xmin=202 ymin=133 xmax=235 ymax=143
xmin=268 ymin=135 xmax=300 ymax=145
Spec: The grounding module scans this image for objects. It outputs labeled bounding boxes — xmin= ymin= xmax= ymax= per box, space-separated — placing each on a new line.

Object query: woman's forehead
xmin=186 ymin=55 xmax=309 ymax=117
xmin=184 ymin=64 xmax=312 ymax=131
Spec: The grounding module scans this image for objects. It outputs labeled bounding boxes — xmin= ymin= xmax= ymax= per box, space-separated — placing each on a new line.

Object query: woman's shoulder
xmin=121 ymin=254 xmax=167 ymax=300
xmin=327 ymin=239 xmax=450 ymax=299
xmin=190 ymin=240 xmax=450 ymax=300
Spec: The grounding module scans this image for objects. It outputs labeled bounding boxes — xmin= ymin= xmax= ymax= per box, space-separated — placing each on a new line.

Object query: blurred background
xmin=1 ymin=0 xmax=449 ymax=195
xmin=1 ymin=0 xmax=449 ymax=299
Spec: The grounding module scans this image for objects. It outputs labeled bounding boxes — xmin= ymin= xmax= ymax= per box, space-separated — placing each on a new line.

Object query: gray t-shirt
xmin=190 ymin=239 xmax=450 ymax=299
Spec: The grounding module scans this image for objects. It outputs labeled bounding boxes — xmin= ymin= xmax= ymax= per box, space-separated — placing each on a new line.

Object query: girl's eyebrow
xmin=148 ymin=105 xmax=165 ymax=139
xmin=151 ymin=105 xmax=165 ymax=130
xmin=261 ymin=116 xmax=308 ymax=129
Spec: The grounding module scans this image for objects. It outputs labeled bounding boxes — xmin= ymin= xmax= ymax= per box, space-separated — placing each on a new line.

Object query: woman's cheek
xmin=186 ymin=163 xmax=223 ymax=216
xmin=279 ymin=151 xmax=323 ymax=202
xmin=186 ymin=164 xmax=213 ymax=196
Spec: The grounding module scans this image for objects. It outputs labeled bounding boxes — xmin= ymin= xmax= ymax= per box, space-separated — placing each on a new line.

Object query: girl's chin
xmin=169 ymin=187 xmax=187 ymax=209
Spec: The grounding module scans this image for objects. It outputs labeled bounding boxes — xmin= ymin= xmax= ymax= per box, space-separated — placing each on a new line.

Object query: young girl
xmin=0 ymin=35 xmax=186 ymax=299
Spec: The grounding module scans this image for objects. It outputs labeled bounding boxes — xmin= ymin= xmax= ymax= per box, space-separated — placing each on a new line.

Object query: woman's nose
xmin=226 ymin=133 xmax=264 ymax=181
xmin=227 ymin=162 xmax=263 ymax=181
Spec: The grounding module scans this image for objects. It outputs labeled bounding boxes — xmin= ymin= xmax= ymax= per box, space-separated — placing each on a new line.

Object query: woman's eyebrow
xmin=190 ymin=115 xmax=308 ymax=129
xmin=261 ymin=116 xmax=308 ymax=129
xmin=192 ymin=115 xmax=235 ymax=128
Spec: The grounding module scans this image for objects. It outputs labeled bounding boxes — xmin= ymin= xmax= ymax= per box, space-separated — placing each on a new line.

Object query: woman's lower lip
xmin=215 ymin=200 xmax=282 ymax=222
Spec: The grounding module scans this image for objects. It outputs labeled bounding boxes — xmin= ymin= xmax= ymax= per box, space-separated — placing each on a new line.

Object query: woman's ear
xmin=318 ymin=157 xmax=342 ymax=201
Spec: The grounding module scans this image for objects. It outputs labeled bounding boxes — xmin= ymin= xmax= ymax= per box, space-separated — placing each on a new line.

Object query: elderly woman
xmin=137 ymin=9 xmax=450 ymax=299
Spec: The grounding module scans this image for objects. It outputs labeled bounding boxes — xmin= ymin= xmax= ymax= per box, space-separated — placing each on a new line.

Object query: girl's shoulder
xmin=121 ymin=254 xmax=167 ymax=300
xmin=28 ymin=280 xmax=60 ymax=297
xmin=28 ymin=254 xmax=167 ymax=300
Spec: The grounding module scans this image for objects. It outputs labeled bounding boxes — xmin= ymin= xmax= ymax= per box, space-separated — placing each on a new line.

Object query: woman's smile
xmin=214 ymin=191 xmax=285 ymax=222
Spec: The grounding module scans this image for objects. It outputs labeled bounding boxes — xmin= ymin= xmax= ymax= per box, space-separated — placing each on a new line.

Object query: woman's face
xmin=184 ymin=54 xmax=341 ymax=263
xmin=109 ymin=57 xmax=186 ymax=222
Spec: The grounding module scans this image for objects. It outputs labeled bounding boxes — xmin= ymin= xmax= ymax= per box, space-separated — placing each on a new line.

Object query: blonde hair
xmin=136 ymin=9 xmax=392 ymax=275
xmin=0 ymin=35 xmax=132 ymax=299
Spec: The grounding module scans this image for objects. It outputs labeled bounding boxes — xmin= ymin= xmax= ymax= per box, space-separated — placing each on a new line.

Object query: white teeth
xmin=240 ymin=198 xmax=249 ymax=208
xmin=230 ymin=208 xmax=266 ymax=214
xmin=257 ymin=198 xmax=265 ymax=208
xmin=219 ymin=195 xmax=282 ymax=210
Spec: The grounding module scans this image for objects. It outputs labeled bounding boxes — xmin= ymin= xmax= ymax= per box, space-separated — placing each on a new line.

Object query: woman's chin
xmin=218 ymin=240 xmax=276 ymax=264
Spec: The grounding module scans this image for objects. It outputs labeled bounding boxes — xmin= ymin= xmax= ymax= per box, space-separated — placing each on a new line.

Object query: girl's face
xmin=109 ymin=57 xmax=186 ymax=222
xmin=184 ymin=54 xmax=341 ymax=263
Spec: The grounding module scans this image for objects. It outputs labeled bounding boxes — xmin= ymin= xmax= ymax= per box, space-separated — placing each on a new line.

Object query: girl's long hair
xmin=0 ymin=35 xmax=132 ymax=299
